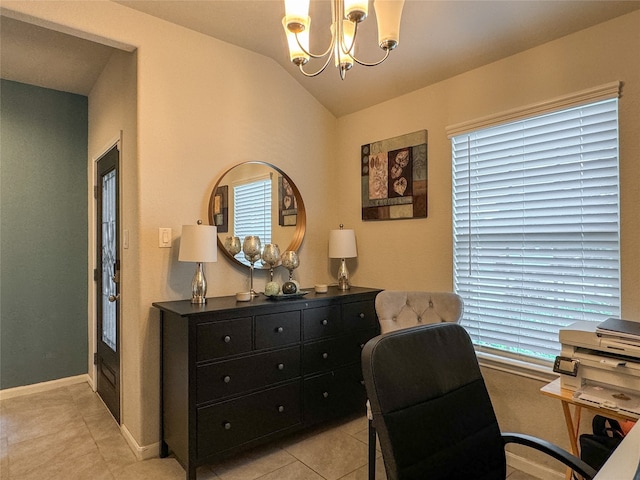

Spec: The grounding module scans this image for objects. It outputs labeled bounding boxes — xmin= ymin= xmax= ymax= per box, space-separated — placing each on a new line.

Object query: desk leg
xmin=561 ymin=400 xmax=581 ymax=480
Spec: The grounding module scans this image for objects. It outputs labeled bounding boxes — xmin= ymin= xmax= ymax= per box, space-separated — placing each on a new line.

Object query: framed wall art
xmin=211 ymin=185 xmax=228 ymax=232
xmin=279 ymin=176 xmax=297 ymax=226
xmin=361 ymin=130 xmax=428 ymax=221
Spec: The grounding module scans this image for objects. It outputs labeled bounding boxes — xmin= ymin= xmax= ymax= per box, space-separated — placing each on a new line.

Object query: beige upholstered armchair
xmin=375 ymin=290 xmax=464 ymax=334
xmin=366 ymin=290 xmax=464 ymax=480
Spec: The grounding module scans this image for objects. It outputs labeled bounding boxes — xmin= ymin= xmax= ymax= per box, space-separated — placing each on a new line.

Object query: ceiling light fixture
xmin=282 ymin=0 xmax=405 ymax=80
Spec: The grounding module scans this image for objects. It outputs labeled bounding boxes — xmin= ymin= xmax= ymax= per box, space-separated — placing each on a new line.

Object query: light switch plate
xmin=159 ymin=228 xmax=172 ymax=248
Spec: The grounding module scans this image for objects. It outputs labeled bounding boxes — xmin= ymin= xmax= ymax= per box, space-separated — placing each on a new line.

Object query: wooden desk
xmin=541 ymin=378 xmax=637 ymax=480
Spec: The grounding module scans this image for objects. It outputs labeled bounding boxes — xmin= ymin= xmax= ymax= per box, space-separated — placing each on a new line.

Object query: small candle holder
xmin=224 ymin=236 xmax=241 ymax=258
xmin=262 ymin=243 xmax=281 ymax=281
xmin=281 ymin=250 xmax=299 ymax=281
xmin=242 ymin=236 xmax=262 ymax=297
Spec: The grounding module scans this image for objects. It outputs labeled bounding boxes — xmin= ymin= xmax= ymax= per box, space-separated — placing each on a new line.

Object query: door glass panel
xmin=101 ymin=169 xmax=117 ymax=351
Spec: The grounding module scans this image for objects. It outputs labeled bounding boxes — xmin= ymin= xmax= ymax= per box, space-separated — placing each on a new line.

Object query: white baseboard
xmin=507 ymin=451 xmax=564 ymax=479
xmin=0 ymin=374 xmax=90 ymax=400
xmin=120 ymin=424 xmax=160 ymax=460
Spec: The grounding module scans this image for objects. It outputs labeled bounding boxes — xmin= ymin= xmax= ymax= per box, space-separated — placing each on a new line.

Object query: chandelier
xmin=282 ymin=0 xmax=405 ymax=80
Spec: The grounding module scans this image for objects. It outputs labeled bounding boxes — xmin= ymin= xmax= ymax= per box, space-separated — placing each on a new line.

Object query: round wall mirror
xmin=208 ymin=161 xmax=306 ymax=268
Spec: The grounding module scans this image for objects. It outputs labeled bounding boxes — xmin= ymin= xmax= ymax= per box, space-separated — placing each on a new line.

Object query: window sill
xmin=476 ymin=350 xmax=558 ymax=383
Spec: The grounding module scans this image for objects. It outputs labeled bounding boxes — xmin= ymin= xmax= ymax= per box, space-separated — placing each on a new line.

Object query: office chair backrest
xmin=362 ymin=322 xmax=506 ymax=480
xmin=375 ymin=291 xmax=463 ymax=334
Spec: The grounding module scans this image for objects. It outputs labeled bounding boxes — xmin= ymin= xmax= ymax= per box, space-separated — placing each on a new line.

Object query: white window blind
xmin=234 ymin=177 xmax=272 ymax=265
xmin=451 ymin=97 xmax=620 ymax=363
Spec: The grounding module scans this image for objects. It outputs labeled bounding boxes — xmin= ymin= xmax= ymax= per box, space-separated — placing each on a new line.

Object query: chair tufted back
xmin=375 ymin=291 xmax=463 ymax=334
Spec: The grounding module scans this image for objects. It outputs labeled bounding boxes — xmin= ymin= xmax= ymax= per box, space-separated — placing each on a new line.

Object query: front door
xmin=96 ymin=145 xmax=120 ymax=422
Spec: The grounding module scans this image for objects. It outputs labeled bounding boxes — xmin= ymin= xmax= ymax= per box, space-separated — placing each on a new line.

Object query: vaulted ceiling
xmin=2 ymin=1 xmax=639 ymax=117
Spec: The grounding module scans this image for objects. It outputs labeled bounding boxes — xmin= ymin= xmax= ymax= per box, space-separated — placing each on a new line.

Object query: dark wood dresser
xmin=153 ymin=286 xmax=381 ymax=480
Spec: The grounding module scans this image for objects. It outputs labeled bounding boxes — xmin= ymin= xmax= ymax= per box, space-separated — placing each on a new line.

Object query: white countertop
xmin=594 ymin=420 xmax=640 ymax=479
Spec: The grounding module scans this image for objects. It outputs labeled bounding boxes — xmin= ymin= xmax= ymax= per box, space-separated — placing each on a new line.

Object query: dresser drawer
xmin=197 ymin=347 xmax=301 ymax=404
xmin=197 ymin=317 xmax=252 ymax=362
xmin=342 ymin=300 xmax=378 ymax=332
xmin=197 ymin=381 xmax=302 ymax=458
xmin=255 ymin=311 xmax=301 ymax=350
xmin=302 ymin=337 xmax=350 ymax=375
xmin=303 ymin=364 xmax=367 ymax=426
xmin=303 ymin=305 xmax=341 ymax=340
xmin=343 ymin=329 xmax=379 ymax=365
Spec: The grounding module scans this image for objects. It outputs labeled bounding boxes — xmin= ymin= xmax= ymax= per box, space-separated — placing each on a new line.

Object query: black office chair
xmin=361 ymin=323 xmax=596 ymax=480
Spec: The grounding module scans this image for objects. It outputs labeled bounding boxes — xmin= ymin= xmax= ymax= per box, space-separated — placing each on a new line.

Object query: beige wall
xmin=336 ymin=12 xmax=640 ymax=311
xmin=4 ymin=1 xmax=639 ymax=471
xmin=335 ymin=10 xmax=640 ymax=473
xmin=88 ymin=47 xmax=139 ymax=442
xmin=3 ymin=0 xmax=337 ymax=448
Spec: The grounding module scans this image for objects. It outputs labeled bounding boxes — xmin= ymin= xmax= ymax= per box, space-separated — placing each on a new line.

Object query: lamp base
xmin=191 ymin=262 xmax=207 ymax=304
xmin=191 ymin=295 xmax=207 ymax=304
xmin=337 ymin=278 xmax=351 ymax=291
xmin=337 ymin=258 xmax=351 ymax=291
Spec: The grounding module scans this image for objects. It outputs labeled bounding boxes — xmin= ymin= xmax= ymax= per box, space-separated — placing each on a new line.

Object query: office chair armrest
xmin=502 ymin=432 xmax=597 ymax=480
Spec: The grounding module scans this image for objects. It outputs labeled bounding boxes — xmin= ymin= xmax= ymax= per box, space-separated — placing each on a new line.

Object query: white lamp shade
xmin=329 ymin=229 xmax=357 ymax=259
xmin=374 ymin=0 xmax=404 ymax=48
xmin=179 ymin=224 xmax=218 ymax=263
xmin=284 ymin=0 xmax=310 ymax=28
xmin=344 ymin=0 xmax=369 ymax=20
xmin=283 ymin=17 xmax=310 ymax=63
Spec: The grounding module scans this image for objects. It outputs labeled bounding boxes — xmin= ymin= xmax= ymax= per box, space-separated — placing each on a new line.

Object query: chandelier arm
xmin=294 ymin=31 xmax=335 ymax=60
xmin=349 ymin=48 xmax=391 ymax=67
xmin=340 ymin=20 xmax=357 ymax=58
xmin=298 ymin=51 xmax=336 ymax=77
xmin=337 ymin=20 xmax=391 ymax=68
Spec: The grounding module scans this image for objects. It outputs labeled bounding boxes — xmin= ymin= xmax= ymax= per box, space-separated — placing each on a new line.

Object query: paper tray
xmin=574 ymin=383 xmax=640 ymax=418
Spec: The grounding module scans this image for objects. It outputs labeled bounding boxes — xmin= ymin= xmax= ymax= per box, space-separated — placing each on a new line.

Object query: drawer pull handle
xmin=323 ymin=391 xmax=329 ymax=399
xmin=359 ymin=313 xmax=365 ymax=319
xmin=223 ymin=375 xmax=231 ymax=384
xmin=322 ymin=352 xmax=329 ymax=359
xmin=223 ymin=422 xmax=231 ymax=430
xmin=276 ymin=326 xmax=284 ymax=333
xmin=223 ymin=335 xmax=231 ymax=343
xmin=321 ymin=319 xmax=328 ymax=326
xmin=277 ymin=363 xmax=285 ymax=371
xmin=277 ymin=405 xmax=285 ymax=413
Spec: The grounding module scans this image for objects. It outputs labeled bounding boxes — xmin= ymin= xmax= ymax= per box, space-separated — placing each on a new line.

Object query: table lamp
xmin=329 ymin=224 xmax=357 ymax=291
xmin=179 ymin=221 xmax=217 ymax=304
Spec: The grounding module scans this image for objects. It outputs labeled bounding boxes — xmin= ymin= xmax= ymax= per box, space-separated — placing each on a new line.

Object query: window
xmin=233 ymin=176 xmax=272 ymax=265
xmin=450 ymin=86 xmax=620 ymax=364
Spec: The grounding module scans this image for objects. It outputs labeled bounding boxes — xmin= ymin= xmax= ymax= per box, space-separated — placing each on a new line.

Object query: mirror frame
xmin=208 ymin=161 xmax=306 ymax=269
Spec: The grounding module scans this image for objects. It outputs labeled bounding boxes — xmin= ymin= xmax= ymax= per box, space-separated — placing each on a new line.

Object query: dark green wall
xmin=1 ymin=79 xmax=88 ymax=389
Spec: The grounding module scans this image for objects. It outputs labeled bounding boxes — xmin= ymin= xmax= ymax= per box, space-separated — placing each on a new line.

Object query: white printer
xmin=557 ymin=320 xmax=640 ymax=418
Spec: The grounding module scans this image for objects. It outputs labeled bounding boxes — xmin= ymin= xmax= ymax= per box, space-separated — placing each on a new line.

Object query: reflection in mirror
xmin=208 ymin=162 xmax=306 ymax=269
xmin=262 ymin=244 xmax=281 ymax=281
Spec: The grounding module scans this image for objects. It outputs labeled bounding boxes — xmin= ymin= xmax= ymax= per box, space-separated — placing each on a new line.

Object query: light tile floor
xmin=0 ymin=382 xmax=538 ymax=480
